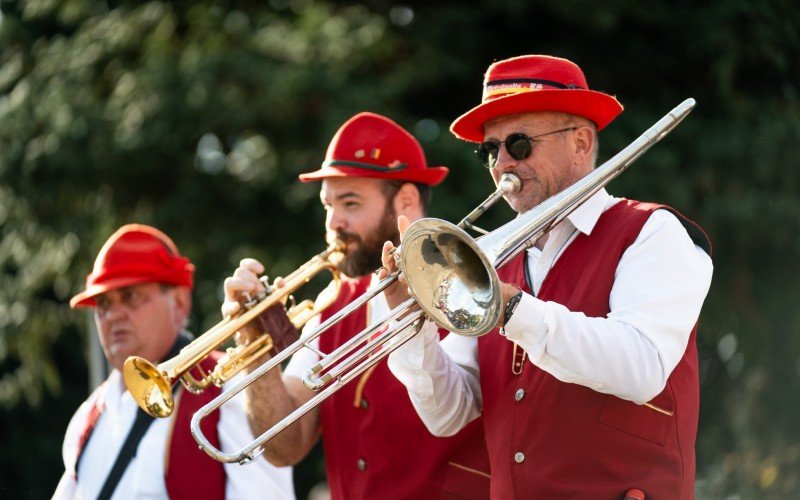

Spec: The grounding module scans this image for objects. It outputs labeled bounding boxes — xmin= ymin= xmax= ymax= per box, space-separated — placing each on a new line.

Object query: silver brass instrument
xmin=123 ymin=242 xmax=344 ymax=418
xmin=401 ymin=98 xmax=696 ymax=335
xmin=191 ymin=98 xmax=696 ymax=464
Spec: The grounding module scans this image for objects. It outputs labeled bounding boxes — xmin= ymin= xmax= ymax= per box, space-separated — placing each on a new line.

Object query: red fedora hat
xmin=70 ymin=224 xmax=195 ymax=308
xmin=299 ymin=112 xmax=449 ymax=186
xmin=451 ymin=55 xmax=624 ymax=142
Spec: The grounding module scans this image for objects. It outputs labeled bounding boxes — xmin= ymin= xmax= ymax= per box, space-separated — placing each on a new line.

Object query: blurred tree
xmin=0 ymin=0 xmax=798 ymax=498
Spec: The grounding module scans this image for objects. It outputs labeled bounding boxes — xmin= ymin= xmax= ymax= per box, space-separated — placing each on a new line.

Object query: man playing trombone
xmin=54 ymin=224 xmax=294 ymax=499
xmin=222 ymin=113 xmax=490 ymax=499
xmin=383 ymin=55 xmax=714 ymax=498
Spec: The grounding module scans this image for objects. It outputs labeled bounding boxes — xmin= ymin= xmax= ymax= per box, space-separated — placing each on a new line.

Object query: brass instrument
xmin=190 ymin=98 xmax=696 ymax=464
xmin=189 ymin=174 xmax=523 ymax=463
xmin=122 ymin=242 xmax=344 ymax=418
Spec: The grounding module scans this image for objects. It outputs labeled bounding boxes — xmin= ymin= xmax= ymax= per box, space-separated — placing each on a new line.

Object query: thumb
xmin=397 ymin=215 xmax=411 ymax=240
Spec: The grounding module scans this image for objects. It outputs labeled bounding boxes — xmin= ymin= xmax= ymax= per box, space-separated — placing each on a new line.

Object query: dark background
xmin=1 ymin=0 xmax=798 ymax=497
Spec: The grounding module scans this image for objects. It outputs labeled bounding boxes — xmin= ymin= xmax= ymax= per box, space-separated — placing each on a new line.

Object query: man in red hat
xmin=222 ymin=112 xmax=490 ymax=499
xmin=384 ymin=55 xmax=714 ymax=498
xmin=54 ymin=224 xmax=294 ymax=500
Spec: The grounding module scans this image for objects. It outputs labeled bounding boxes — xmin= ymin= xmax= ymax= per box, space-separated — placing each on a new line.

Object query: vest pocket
xmin=597 ymin=391 xmax=674 ymax=446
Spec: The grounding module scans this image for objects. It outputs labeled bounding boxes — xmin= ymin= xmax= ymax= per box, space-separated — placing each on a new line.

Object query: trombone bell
xmin=399 ymin=219 xmax=501 ymax=336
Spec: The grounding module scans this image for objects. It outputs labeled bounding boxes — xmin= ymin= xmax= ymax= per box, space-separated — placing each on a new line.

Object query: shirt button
xmin=357 ymin=458 xmax=367 ymax=471
xmin=514 ymin=452 xmax=525 ymax=464
xmin=514 ymin=388 xmax=525 ymax=401
xmin=360 ymin=398 xmax=369 ymax=410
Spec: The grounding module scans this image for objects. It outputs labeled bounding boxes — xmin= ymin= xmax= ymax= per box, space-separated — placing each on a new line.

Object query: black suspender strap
xmin=92 ymin=332 xmax=192 ymax=500
xmin=96 ymin=407 xmax=155 ymax=500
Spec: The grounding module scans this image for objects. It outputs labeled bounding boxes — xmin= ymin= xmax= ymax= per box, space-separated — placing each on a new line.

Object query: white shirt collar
xmin=564 ymin=187 xmax=612 ymax=236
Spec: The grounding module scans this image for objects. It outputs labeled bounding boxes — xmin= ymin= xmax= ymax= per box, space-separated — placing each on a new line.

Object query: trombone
xmin=122 ymin=242 xmax=344 ymax=418
xmin=191 ymin=98 xmax=697 ymax=464
xmin=190 ymin=174 xmax=523 ymax=464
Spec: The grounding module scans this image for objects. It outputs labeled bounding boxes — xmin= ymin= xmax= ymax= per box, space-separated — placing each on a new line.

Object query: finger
xmin=239 ymin=258 xmax=265 ymax=275
xmin=381 ymin=241 xmax=397 ymax=271
xmin=397 ymin=215 xmax=410 ymax=240
xmin=223 ymin=276 xmax=256 ymax=300
xmin=233 ymin=265 xmax=260 ymax=281
xmin=221 ymin=300 xmax=241 ymax=317
xmin=273 ymin=276 xmax=286 ymax=288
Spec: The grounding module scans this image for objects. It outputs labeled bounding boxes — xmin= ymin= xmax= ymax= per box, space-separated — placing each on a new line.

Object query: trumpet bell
xmin=123 ymin=356 xmax=175 ymax=418
xmin=400 ymin=218 xmax=502 ymax=336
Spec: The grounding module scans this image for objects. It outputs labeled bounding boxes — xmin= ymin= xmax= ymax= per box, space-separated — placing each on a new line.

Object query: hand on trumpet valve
xmin=223 ymin=258 xmax=285 ymax=344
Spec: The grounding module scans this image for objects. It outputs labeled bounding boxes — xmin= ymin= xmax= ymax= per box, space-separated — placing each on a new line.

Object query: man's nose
xmin=492 ymin=144 xmax=520 ymax=172
xmin=327 ymin=208 xmax=346 ymax=233
xmin=100 ymin=301 xmax=126 ymax=321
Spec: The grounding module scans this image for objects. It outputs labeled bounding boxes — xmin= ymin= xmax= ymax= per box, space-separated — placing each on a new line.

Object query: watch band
xmin=504 ymin=291 xmax=523 ymax=325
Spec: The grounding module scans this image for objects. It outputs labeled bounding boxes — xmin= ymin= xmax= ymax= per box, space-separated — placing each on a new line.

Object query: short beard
xmin=336 ymin=204 xmax=400 ymax=278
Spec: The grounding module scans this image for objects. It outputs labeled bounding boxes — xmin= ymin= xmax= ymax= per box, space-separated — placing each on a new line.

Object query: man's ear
xmin=171 ymin=286 xmax=193 ymax=329
xmin=573 ymin=126 xmax=595 ymax=163
xmin=393 ymin=182 xmax=420 ymax=217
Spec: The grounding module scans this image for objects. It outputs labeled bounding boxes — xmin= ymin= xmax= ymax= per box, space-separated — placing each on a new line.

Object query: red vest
xmin=319 ymin=276 xmax=491 ymax=500
xmin=477 ymin=200 xmax=710 ymax=499
xmin=77 ymin=353 xmax=226 ymax=499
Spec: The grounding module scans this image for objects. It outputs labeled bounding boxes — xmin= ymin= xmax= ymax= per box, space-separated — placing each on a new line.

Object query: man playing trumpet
xmin=223 ymin=112 xmax=490 ymax=499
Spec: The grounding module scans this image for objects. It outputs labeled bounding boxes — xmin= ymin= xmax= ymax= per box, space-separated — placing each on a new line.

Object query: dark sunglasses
xmin=476 ymin=127 xmax=578 ymax=169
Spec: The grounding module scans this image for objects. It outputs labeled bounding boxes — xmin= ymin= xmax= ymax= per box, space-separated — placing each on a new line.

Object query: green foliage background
xmin=0 ymin=0 xmax=798 ymax=497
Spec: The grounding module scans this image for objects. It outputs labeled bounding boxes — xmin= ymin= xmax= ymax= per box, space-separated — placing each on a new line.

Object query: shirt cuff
xmin=500 ymin=293 xmax=548 ymax=358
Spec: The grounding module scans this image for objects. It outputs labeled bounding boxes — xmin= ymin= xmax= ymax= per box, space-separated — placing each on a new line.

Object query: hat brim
xmin=450 ymin=89 xmax=624 ymax=142
xmin=70 ymin=276 xmax=157 ymax=309
xmin=298 ymin=165 xmax=449 ymax=186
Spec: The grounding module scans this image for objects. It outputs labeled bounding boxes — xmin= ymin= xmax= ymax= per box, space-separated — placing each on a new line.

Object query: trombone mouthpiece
xmin=498 ymin=173 xmax=522 ymax=194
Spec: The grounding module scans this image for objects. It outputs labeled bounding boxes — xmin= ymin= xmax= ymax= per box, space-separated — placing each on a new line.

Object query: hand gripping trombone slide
xmin=190 ymin=98 xmax=696 ymax=464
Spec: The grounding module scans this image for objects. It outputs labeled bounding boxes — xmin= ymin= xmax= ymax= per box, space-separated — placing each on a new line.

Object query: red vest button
xmin=357 ymin=458 xmax=367 ymax=471
xmin=514 ymin=452 xmax=525 ymax=463
xmin=514 ymin=388 xmax=525 ymax=401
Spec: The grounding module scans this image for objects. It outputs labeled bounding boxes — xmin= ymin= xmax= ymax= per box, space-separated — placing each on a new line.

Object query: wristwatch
xmin=504 ymin=291 xmax=523 ymax=326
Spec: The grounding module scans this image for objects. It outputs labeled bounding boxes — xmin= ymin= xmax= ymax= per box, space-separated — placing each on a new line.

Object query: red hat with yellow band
xmin=70 ymin=224 xmax=195 ymax=309
xmin=450 ymin=55 xmax=624 ymax=143
xmin=298 ymin=112 xmax=449 ymax=186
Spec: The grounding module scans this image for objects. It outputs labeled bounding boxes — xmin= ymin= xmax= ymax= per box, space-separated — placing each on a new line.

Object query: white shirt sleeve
xmin=51 ymin=473 xmax=77 ymax=500
xmin=53 ymin=386 xmax=98 ymax=499
xmin=503 ymin=209 xmax=712 ymax=403
xmin=387 ymin=321 xmax=482 ymax=437
xmin=219 ymin=374 xmax=296 ymax=500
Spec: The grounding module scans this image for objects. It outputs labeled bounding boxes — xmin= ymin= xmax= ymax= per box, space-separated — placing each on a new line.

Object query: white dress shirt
xmin=53 ymin=370 xmax=294 ymax=500
xmin=387 ymin=189 xmax=713 ymax=437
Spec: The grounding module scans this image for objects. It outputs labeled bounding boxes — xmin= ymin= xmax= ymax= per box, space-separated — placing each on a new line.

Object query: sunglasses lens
xmin=506 ymin=133 xmax=533 ymax=160
xmin=477 ymin=142 xmax=500 ymax=168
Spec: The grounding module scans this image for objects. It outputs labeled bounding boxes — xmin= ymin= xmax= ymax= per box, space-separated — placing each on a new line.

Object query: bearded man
xmin=222 ymin=113 xmax=491 ymax=499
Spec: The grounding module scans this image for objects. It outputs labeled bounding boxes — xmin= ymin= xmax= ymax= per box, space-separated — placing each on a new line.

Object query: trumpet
xmin=122 ymin=242 xmax=344 ymax=418
xmin=191 ymin=98 xmax=697 ymax=464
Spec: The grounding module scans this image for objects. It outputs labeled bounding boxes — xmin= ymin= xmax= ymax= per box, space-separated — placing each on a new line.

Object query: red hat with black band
xmin=450 ymin=55 xmax=624 ymax=143
xmin=70 ymin=224 xmax=195 ymax=308
xmin=298 ymin=112 xmax=449 ymax=186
